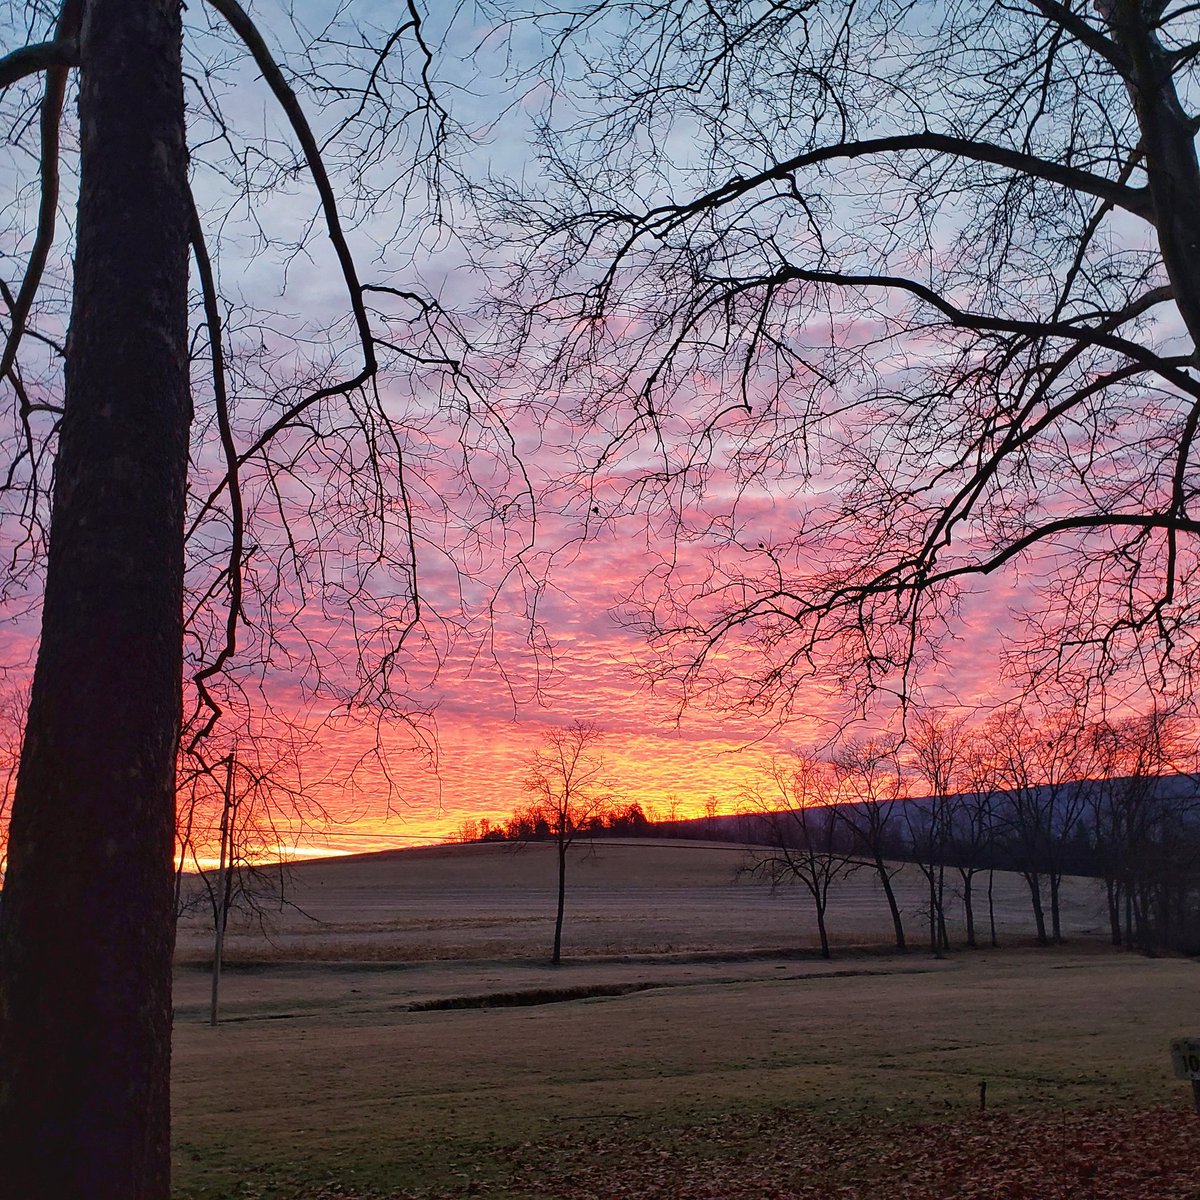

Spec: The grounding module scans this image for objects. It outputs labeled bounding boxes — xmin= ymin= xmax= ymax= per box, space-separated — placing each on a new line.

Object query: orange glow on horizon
xmin=172 ymin=709 xmax=792 ymax=864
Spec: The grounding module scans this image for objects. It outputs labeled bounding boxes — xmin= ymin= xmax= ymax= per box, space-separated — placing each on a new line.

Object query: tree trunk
xmin=1049 ymin=871 xmax=1063 ymax=943
xmin=815 ymin=894 xmax=830 ymax=959
xmin=1132 ymin=887 xmax=1149 ymax=949
xmin=1105 ymin=877 xmax=1122 ymax=946
xmin=211 ymin=756 xmax=235 ymax=1027
xmin=876 ymin=856 xmax=906 ymax=951
xmin=552 ymin=836 xmax=567 ymax=964
xmin=960 ymin=869 xmax=976 ymax=949
xmin=987 ymin=867 xmax=997 ymax=947
xmin=1025 ymin=872 xmax=1048 ymax=946
xmin=0 ymin=3 xmax=190 ymax=1196
xmin=926 ymin=864 xmax=939 ymax=955
xmin=1110 ymin=4 xmax=1200 ymax=349
xmin=937 ymin=863 xmax=949 ymax=951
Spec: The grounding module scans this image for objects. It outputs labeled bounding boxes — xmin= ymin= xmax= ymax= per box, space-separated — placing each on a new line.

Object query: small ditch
xmin=409 ymin=981 xmax=663 ymax=1011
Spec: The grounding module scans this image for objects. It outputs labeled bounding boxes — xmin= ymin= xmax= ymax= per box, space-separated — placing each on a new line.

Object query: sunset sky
xmin=251 ymin=496 xmax=1030 ymax=859
xmin=0 ymin=0 xmax=1182 ymax=864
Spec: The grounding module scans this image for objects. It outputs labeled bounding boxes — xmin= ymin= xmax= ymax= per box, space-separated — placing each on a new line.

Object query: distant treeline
xmin=745 ymin=773 xmax=1200 ymax=957
xmin=457 ymin=802 xmax=656 ymax=846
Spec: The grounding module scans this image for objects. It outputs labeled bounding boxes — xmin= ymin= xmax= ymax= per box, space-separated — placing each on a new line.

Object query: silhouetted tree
xmin=607 ymin=801 xmax=651 ymax=836
xmin=832 ymin=737 xmax=908 ymax=951
xmin=0 ymin=4 xmax=521 ymax=1194
xmin=904 ymin=710 xmax=968 ymax=955
xmin=174 ymin=728 xmax=327 ymax=1025
xmin=1087 ymin=710 xmax=1200 ymax=950
xmin=0 ymin=682 xmax=27 ymax=878
xmin=955 ymin=731 xmax=1005 ymax=948
xmin=984 ymin=704 xmax=1090 ymax=945
xmin=0 ymin=7 xmax=190 ymax=1193
xmin=522 ymin=720 xmax=615 ymax=963
xmin=741 ymin=755 xmax=858 ymax=958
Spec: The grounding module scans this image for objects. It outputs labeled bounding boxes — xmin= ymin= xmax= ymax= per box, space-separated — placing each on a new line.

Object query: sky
xmin=0 ymin=0 xmax=1186 ymax=864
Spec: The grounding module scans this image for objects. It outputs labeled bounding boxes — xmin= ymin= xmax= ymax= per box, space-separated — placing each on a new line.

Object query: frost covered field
xmin=174 ymin=839 xmax=1106 ymax=964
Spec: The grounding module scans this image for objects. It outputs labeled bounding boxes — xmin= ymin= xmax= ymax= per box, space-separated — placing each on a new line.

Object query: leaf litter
xmin=303 ymin=1106 xmax=1200 ymax=1199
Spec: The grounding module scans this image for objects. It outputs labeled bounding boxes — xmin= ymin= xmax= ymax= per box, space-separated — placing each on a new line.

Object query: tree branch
xmin=0 ymin=0 xmax=80 ymax=382
xmin=204 ymin=0 xmax=375 ymax=371
xmin=621 ymin=132 xmax=1154 ymax=232
xmin=187 ymin=193 xmax=246 ymax=750
xmin=1029 ymin=0 xmax=1130 ymax=72
xmin=925 ymin=512 xmax=1200 ymax=583
xmin=0 ymin=38 xmax=77 ymax=90
xmin=756 ymin=267 xmax=1189 ymax=384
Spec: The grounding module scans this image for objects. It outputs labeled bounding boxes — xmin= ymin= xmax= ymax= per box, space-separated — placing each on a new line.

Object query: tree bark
xmin=1106 ymin=0 xmax=1200 ymax=349
xmin=0 ymin=2 xmax=190 ymax=1196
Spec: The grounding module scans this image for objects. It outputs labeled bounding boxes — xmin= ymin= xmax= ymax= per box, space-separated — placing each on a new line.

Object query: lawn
xmin=171 ymin=841 xmax=1200 ymax=1198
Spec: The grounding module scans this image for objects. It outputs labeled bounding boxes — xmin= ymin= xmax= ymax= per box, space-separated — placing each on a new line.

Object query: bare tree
xmin=522 ymin=720 xmax=615 ymax=963
xmin=175 ymin=726 xmax=328 ymax=1026
xmin=0 ymin=7 xmax=191 ymax=1192
xmin=1087 ymin=710 xmax=1199 ymax=950
xmin=0 ymin=681 xmax=27 ymax=878
xmin=204 ymin=755 xmax=238 ymax=1028
xmin=1087 ymin=714 xmax=1157 ymax=946
xmin=981 ymin=703 xmax=1091 ymax=945
xmin=955 ymin=731 xmax=1005 ymax=949
xmin=703 ymin=793 xmax=721 ymax=837
xmin=0 ymin=4 xmax=526 ymax=1193
xmin=741 ymin=754 xmax=858 ymax=959
xmin=904 ymin=710 xmax=969 ymax=956
xmin=831 ymin=737 xmax=909 ymax=951
xmin=475 ymin=0 xmax=1200 ymax=731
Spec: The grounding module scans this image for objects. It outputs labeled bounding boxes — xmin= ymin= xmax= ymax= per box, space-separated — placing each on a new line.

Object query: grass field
xmin=171 ymin=841 xmax=1200 ymax=1198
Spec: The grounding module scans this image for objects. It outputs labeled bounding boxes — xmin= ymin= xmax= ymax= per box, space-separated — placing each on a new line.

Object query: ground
xmin=171 ymin=840 xmax=1200 ymax=1198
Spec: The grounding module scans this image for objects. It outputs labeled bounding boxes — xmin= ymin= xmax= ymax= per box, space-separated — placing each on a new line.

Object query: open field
xmin=175 ymin=838 xmax=1109 ymax=964
xmin=172 ymin=842 xmax=1200 ymax=1198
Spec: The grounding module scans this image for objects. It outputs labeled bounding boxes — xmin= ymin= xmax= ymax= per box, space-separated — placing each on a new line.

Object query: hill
xmin=175 ymin=837 xmax=1106 ymax=965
